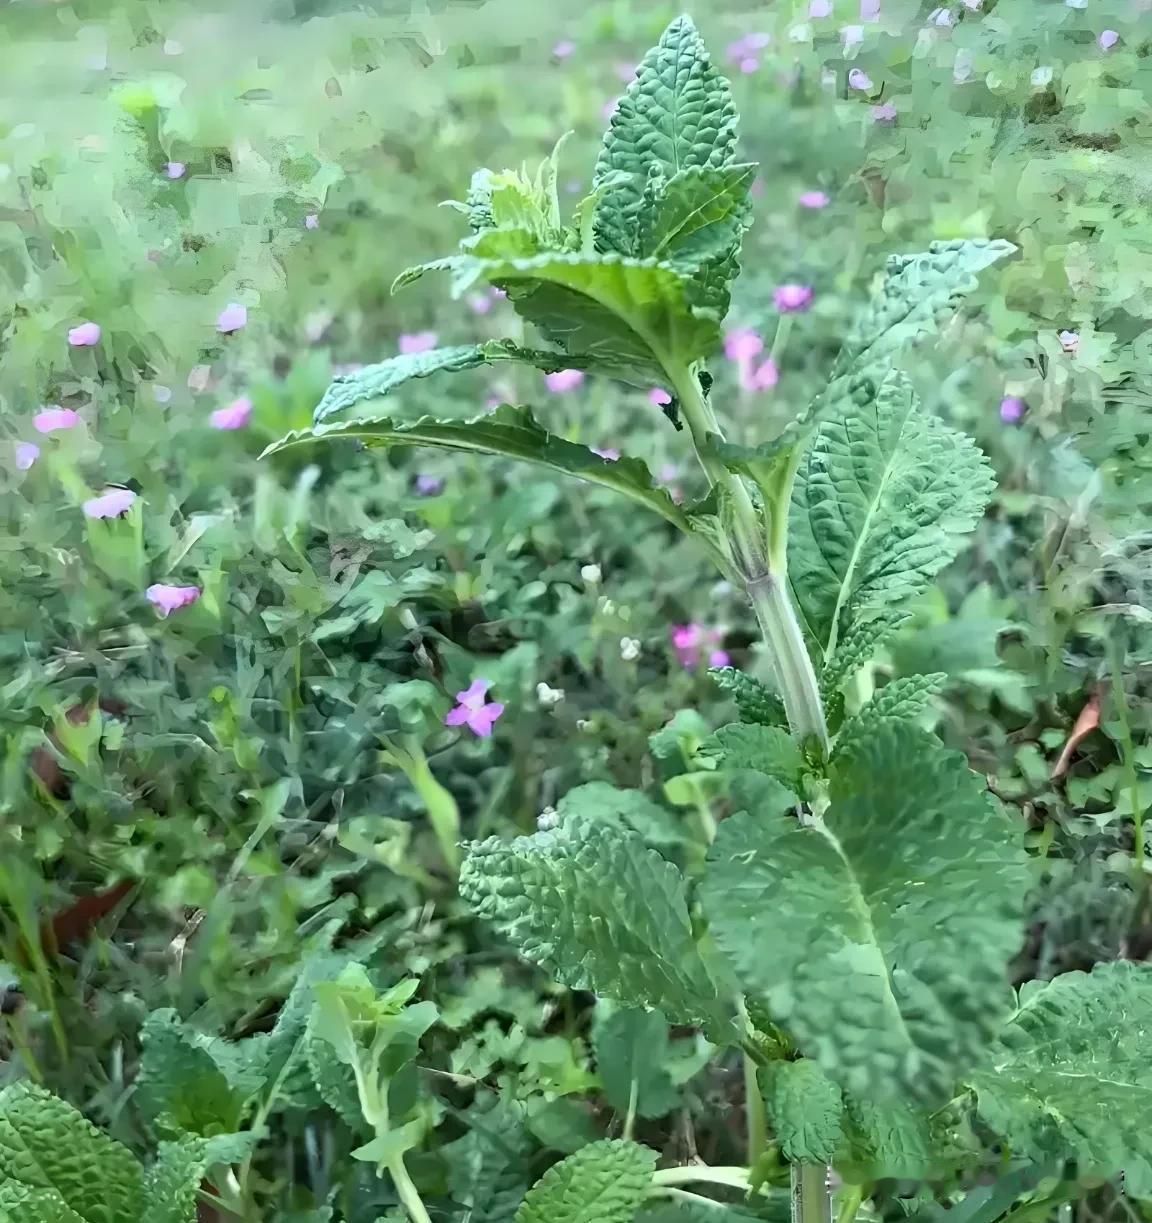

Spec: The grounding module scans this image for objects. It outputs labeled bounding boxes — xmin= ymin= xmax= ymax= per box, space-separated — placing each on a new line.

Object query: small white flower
xmin=580 ymin=563 xmax=602 ymax=584
xmin=576 ymin=719 xmax=593 ymax=732
xmin=537 ymin=806 xmax=559 ymax=831
xmin=620 ymin=637 xmax=641 ymax=662
xmin=536 ymin=682 xmax=565 ymax=707
xmin=599 ymin=597 xmax=616 ymax=616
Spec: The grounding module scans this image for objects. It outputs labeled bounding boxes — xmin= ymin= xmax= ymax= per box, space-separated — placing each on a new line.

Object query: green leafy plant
xmin=260 ymin=13 xmax=1152 ymax=1222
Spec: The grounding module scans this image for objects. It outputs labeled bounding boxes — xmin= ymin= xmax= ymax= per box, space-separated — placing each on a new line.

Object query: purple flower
xmin=467 ymin=292 xmax=493 ymax=315
xmin=671 ymin=623 xmax=726 ymax=669
xmin=799 ymin=190 xmax=830 ymax=209
xmin=553 ymin=39 xmax=576 ymax=60
xmin=726 ymin=32 xmax=770 ymax=69
xmin=774 ymin=284 xmax=814 ymax=313
xmin=165 ymin=161 xmax=186 ymax=179
xmin=34 ymin=407 xmax=80 ymax=434
xmin=210 ymin=396 xmax=253 ymax=430
xmin=740 ymin=357 xmax=779 ymax=393
xmin=304 ymin=213 xmax=320 ymax=229
xmin=724 ymin=327 xmax=764 ymax=364
xmin=545 ymin=369 xmax=585 ymax=393
xmin=445 ymin=679 xmax=504 ymax=738
xmin=592 ymin=446 xmax=620 ymax=461
xmin=649 ymin=387 xmax=672 ymax=408
xmin=68 ymin=321 xmax=101 ymax=347
xmin=415 ymin=473 xmax=444 ymax=496
xmin=1099 ymin=29 xmax=1119 ymax=50
xmin=849 ymin=68 xmax=873 ymax=91
xmin=15 ymin=441 xmax=39 ymax=470
xmin=999 ymin=396 xmax=1027 ymax=425
xmin=217 ymin=303 xmax=247 ymax=333
xmin=146 ymin=583 xmax=201 ymax=616
xmin=739 ymin=56 xmax=760 ymax=74
xmin=83 ymin=487 xmax=137 ymax=519
xmin=872 ymin=100 xmax=898 ymax=123
xmin=709 ymin=649 xmax=731 ymax=669
xmin=398 ymin=330 xmax=437 ymax=355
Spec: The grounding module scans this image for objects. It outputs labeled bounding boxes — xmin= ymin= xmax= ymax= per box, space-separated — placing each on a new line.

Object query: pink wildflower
xmin=741 ymin=357 xmax=779 ymax=393
xmin=1058 ymin=329 xmax=1080 ymax=354
xmin=740 ymin=56 xmax=759 ymax=74
xmin=709 ymin=649 xmax=732 ymax=669
xmin=649 ymin=387 xmax=672 ymax=408
xmin=398 ymin=330 xmax=437 ymax=355
xmin=83 ymin=488 xmax=136 ymax=519
xmin=799 ymin=190 xmax=830 ymax=209
xmin=304 ymin=213 xmax=320 ymax=229
xmin=68 ymin=321 xmax=101 ymax=347
xmin=210 ymin=396 xmax=253 ymax=430
xmin=1099 ymin=30 xmax=1119 ymax=50
xmin=216 ymin=303 xmax=247 ymax=333
xmin=468 ymin=291 xmax=493 ymax=315
xmin=445 ymin=679 xmax=505 ymax=738
xmin=849 ymin=68 xmax=873 ymax=91
xmin=34 ymin=407 xmax=80 ymax=434
xmin=146 ymin=583 xmax=201 ymax=616
xmin=774 ymin=284 xmax=814 ymax=313
xmin=999 ymin=396 xmax=1027 ymax=425
xmin=872 ymin=100 xmax=898 ymax=123
xmin=545 ymin=369 xmax=585 ymax=393
xmin=165 ymin=161 xmax=185 ymax=179
xmin=724 ymin=327 xmax=764 ymax=364
xmin=553 ymin=39 xmax=576 ymax=60
xmin=671 ymin=623 xmax=726 ymax=669
xmin=415 ymin=473 xmax=444 ymax=496
xmin=15 ymin=441 xmax=39 ymax=470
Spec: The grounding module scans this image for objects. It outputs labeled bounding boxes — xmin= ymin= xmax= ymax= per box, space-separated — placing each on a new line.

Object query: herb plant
xmin=260 ymin=14 xmax=1152 ymax=1223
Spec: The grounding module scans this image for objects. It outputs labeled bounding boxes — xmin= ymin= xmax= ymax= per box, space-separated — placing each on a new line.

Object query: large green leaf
xmin=515 ymin=1139 xmax=657 ymax=1223
xmin=967 ymin=962 xmax=1152 ymax=1195
xmin=593 ymin=1007 xmax=680 ymax=1121
xmin=482 ymin=252 xmax=719 ymax=380
xmin=0 ymin=1083 xmax=142 ymax=1223
xmin=789 ymin=372 xmax=994 ymax=657
xmin=264 ymin=405 xmax=694 ymax=534
xmin=460 ymin=817 xmax=732 ymax=1038
xmin=313 ymin=341 xmax=597 ymax=424
xmin=700 ymin=724 xmax=1027 ymax=1099
xmin=594 ymin=16 xmax=738 ymax=256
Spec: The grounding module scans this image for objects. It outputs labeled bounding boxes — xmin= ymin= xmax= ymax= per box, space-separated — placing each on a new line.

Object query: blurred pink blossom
xmin=842 ymin=24 xmax=865 ymax=48
xmin=872 ymin=101 xmax=898 ymax=123
xmin=849 ymin=68 xmax=873 ymax=91
xmin=861 ymin=0 xmax=881 ymax=19
xmin=809 ymin=0 xmax=832 ymax=15
xmin=553 ymin=39 xmax=576 ymax=59
xmin=671 ymin=623 xmax=726 ymax=669
xmin=68 ymin=321 xmax=101 ymax=347
xmin=165 ymin=161 xmax=185 ymax=179
xmin=799 ymin=190 xmax=830 ymax=209
xmin=1099 ymin=30 xmax=1119 ymax=50
xmin=83 ymin=488 xmax=136 ymax=519
xmin=709 ymin=649 xmax=732 ymax=669
xmin=1000 ymin=396 xmax=1027 ymax=424
xmin=774 ymin=284 xmax=814 ymax=313
xmin=216 ymin=303 xmax=247 ymax=333
xmin=545 ymin=369 xmax=585 ymax=393
xmin=15 ymin=442 xmax=39 ymax=470
xmin=304 ymin=213 xmax=319 ymax=229
xmin=741 ymin=357 xmax=779 ymax=392
xmin=146 ymin=583 xmax=201 ymax=616
xmin=210 ymin=396 xmax=253 ymax=430
xmin=725 ymin=327 xmax=764 ymax=363
xmin=34 ymin=407 xmax=80 ymax=434
xmin=399 ymin=330 xmax=437 ymax=354
xmin=649 ymin=387 xmax=672 ymax=407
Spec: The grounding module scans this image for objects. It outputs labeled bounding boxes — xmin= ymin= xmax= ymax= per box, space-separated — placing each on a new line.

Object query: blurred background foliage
xmin=2 ymin=0 xmax=1152 ymax=1216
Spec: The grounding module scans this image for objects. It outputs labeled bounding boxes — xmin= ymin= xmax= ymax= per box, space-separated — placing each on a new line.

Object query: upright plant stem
xmin=792 ymin=1162 xmax=832 ymax=1223
xmin=387 ymin=1155 xmax=434 ymax=1223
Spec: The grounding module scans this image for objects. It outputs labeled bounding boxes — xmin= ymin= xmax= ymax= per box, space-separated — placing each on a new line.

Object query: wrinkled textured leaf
xmin=763 ymin=1059 xmax=844 ymax=1165
xmin=141 ymin=1140 xmax=207 ymax=1223
xmin=264 ymin=405 xmax=695 ymax=535
xmin=820 ymin=612 xmax=912 ymax=699
xmin=556 ymin=782 xmax=683 ymax=848
xmin=0 ymin=1183 xmax=86 ymax=1223
xmin=460 ymin=819 xmax=732 ymax=1037
xmin=482 ymin=252 xmax=719 ymax=380
xmin=701 ymin=723 xmax=804 ymax=790
xmin=593 ymin=1007 xmax=679 ymax=1121
xmin=701 ymin=724 xmax=1028 ymax=1099
xmin=446 ymin=1097 xmax=536 ymax=1223
xmin=639 ymin=164 xmax=754 ymax=262
xmin=514 ymin=1139 xmax=657 ymax=1223
xmin=312 ymin=341 xmax=597 ymax=423
xmin=136 ymin=1010 xmax=245 ymax=1136
xmin=833 ymin=674 xmax=947 ymax=758
xmin=0 ymin=1083 xmax=142 ymax=1223
xmin=790 ymin=373 xmax=994 ymax=656
xmin=594 ymin=16 xmax=737 ymax=256
xmin=838 ymin=1096 xmax=935 ymax=1183
xmin=709 ymin=668 xmax=787 ymax=728
xmin=968 ymin=962 xmax=1152 ymax=1194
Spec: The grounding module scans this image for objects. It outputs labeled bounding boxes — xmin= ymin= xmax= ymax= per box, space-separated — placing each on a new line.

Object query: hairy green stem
xmin=388 ymin=1155 xmax=434 ymax=1223
xmin=736 ymin=996 xmax=768 ymax=1167
xmin=652 ymin=1166 xmax=754 ymax=1190
xmin=792 ymin=1163 xmax=832 ymax=1223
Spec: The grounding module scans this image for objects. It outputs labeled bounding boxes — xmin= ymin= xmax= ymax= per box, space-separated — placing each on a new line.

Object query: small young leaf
xmin=839 ymin=1095 xmax=935 ymax=1182
xmin=789 ymin=372 xmax=994 ymax=658
xmin=514 ymin=1139 xmax=658 ymax=1223
xmin=141 ymin=1139 xmax=210 ymax=1223
xmin=0 ymin=1082 xmax=143 ymax=1223
xmin=460 ymin=819 xmax=733 ymax=1038
xmin=264 ymin=405 xmax=697 ymax=537
xmin=593 ymin=1007 xmax=680 ymax=1121
xmin=762 ymin=1059 xmax=844 ymax=1165
xmin=820 ymin=611 xmax=911 ymax=699
xmin=833 ymin=673 xmax=947 ymax=757
xmin=594 ymin=16 xmax=738 ymax=256
xmin=967 ymin=962 xmax=1152 ymax=1194
xmin=701 ymin=724 xmax=1028 ymax=1100
xmin=709 ymin=668 xmax=787 ymax=728
xmin=701 ymin=723 xmax=804 ymax=790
